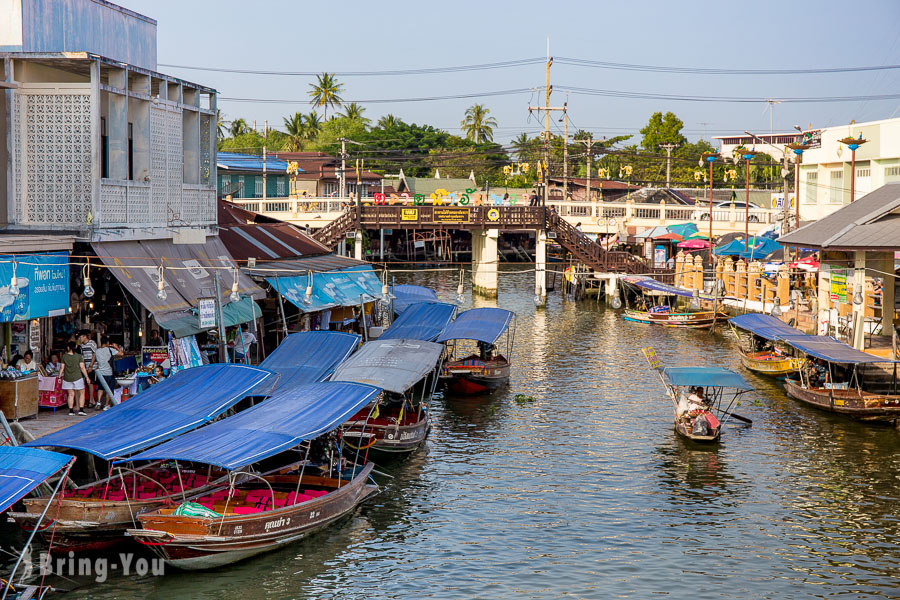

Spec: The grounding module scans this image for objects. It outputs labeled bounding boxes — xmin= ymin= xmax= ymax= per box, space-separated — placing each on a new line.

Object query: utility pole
xmin=576 ymin=137 xmax=594 ymax=202
xmin=561 ymin=104 xmax=568 ymax=201
xmin=527 ymin=56 xmax=566 ymax=226
xmin=262 ymin=146 xmax=267 ymax=200
xmin=659 ymin=143 xmax=679 ymax=188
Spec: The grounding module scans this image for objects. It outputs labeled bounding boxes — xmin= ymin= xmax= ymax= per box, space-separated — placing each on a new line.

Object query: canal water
xmin=5 ymin=268 xmax=900 ymax=599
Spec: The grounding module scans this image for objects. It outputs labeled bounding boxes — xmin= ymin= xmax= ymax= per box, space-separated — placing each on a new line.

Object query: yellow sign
xmin=401 ymin=208 xmax=419 ymax=221
xmin=642 ymin=346 xmax=662 ymax=370
xmin=432 ymin=207 xmax=471 ymax=223
xmin=487 ymin=208 xmax=500 ymax=221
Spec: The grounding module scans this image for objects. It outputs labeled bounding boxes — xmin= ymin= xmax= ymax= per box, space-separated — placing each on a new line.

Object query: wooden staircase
xmin=311 ymin=206 xmax=358 ymax=248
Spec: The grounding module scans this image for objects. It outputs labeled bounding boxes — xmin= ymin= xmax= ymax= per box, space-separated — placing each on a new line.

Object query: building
xmin=385 ymin=169 xmax=477 ymax=199
xmin=796 ymin=118 xmax=900 ymax=221
xmin=547 ymin=178 xmax=641 ymax=202
xmin=275 ymin=151 xmax=381 ymax=198
xmin=713 ymin=132 xmax=802 ymax=163
xmin=217 ymin=152 xmax=290 ymax=199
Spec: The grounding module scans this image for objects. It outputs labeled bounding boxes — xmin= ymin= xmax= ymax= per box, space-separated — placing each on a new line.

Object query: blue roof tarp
xmin=256 ymin=331 xmax=360 ymax=393
xmin=714 ymin=237 xmax=781 ymax=261
xmin=436 ymin=307 xmax=515 ymax=344
xmin=622 ymin=276 xmax=694 ymax=298
xmin=0 ymin=447 xmax=72 ymax=512
xmin=729 ymin=313 xmax=804 ymax=341
xmin=664 ymin=367 xmax=752 ymax=390
xmin=217 ymin=151 xmax=292 ymax=173
xmin=268 ymin=266 xmax=383 ymax=314
xmin=777 ymin=335 xmax=898 ymax=364
xmin=120 ymin=382 xmax=381 ymax=470
xmin=330 ymin=339 xmax=444 ymax=393
xmin=381 ymin=302 xmax=456 ymax=342
xmin=25 ymin=364 xmax=275 ymax=460
xmin=391 ymin=285 xmax=439 ymax=314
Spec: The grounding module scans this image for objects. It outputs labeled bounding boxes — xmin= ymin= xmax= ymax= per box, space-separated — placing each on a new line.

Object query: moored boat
xmin=437 ymin=308 xmax=516 ymax=395
xmin=729 ymin=314 xmax=805 ymax=377
xmin=623 ymin=308 xmax=729 ymax=328
xmin=621 ymin=277 xmax=727 ymax=329
xmin=124 ymin=381 xmax=381 ymax=570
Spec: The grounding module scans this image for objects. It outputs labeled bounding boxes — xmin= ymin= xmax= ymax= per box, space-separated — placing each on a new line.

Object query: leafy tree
xmin=229 ymin=118 xmax=250 ymax=137
xmin=282 ymin=112 xmax=305 ymax=151
xmin=218 ymin=129 xmax=289 ymax=152
xmin=356 ymin=121 xmax=454 ymax=177
xmin=308 ymin=72 xmax=344 ymax=121
xmin=639 ymin=111 xmax=687 ymax=152
xmin=304 ymin=112 xmax=322 ymax=139
xmin=376 ymin=114 xmax=403 ymax=129
xmin=307 ymin=116 xmax=369 ymax=154
xmin=216 ymin=109 xmax=226 ymax=139
xmin=339 ymin=102 xmax=370 ymax=126
xmin=460 ymin=104 xmax=498 ymax=143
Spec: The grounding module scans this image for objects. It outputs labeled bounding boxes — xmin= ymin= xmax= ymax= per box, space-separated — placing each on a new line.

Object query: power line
xmin=220 ymin=88 xmax=535 ymax=104
xmin=161 ymin=58 xmax=545 ymax=77
xmin=555 ymin=56 xmax=900 ymax=75
xmin=557 ymin=85 xmax=900 ymax=104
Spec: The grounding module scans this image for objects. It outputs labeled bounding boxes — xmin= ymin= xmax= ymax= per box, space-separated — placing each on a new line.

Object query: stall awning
xmin=255 ymin=331 xmax=360 ymax=393
xmin=664 ymin=367 xmax=752 ymax=390
xmin=436 ymin=308 xmax=515 ymax=344
xmin=380 ymin=302 xmax=456 ymax=342
xmin=777 ymin=335 xmax=898 ymax=364
xmin=267 ymin=265 xmax=383 ymax=314
xmin=729 ymin=314 xmax=803 ymax=342
xmin=330 ymin=339 xmax=444 ymax=394
xmin=155 ymin=297 xmax=262 ymax=339
xmin=25 ymin=364 xmax=275 ymax=460
xmin=0 ymin=447 xmax=73 ymax=512
xmin=622 ymin=276 xmax=694 ymax=298
xmin=119 ymin=382 xmax=381 ymax=471
xmin=391 ymin=284 xmax=439 ymax=314
xmin=92 ymin=236 xmax=264 ymax=335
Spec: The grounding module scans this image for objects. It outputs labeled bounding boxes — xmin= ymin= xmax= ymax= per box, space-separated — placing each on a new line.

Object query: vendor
xmin=149 ymin=364 xmax=166 ymax=385
xmin=45 ymin=352 xmax=62 ymax=375
xmin=147 ymin=329 xmax=164 ymax=347
xmin=17 ymin=350 xmax=38 ymax=372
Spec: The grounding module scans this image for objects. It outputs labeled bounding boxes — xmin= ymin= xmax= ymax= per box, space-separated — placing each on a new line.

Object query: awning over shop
xmin=267 ymin=265 xmax=383 ymax=314
xmin=380 ymin=302 xmax=456 ymax=342
xmin=0 ymin=252 xmax=69 ymax=322
xmin=330 ymin=339 xmax=444 ymax=394
xmin=156 ymin=297 xmax=262 ymax=339
xmin=255 ymin=331 xmax=360 ymax=393
xmin=92 ymin=236 xmax=264 ymax=336
xmin=0 ymin=447 xmax=73 ymax=513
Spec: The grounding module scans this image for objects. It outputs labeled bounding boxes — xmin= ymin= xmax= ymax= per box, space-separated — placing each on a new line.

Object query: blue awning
xmin=777 ymin=335 xmax=898 ymax=364
xmin=622 ymin=276 xmax=694 ymax=298
xmin=255 ymin=331 xmax=360 ymax=393
xmin=391 ymin=284 xmax=439 ymax=314
xmin=330 ymin=339 xmax=444 ymax=393
xmin=729 ymin=313 xmax=804 ymax=341
xmin=714 ymin=237 xmax=781 ymax=261
xmin=664 ymin=367 xmax=752 ymax=390
xmin=268 ymin=266 xmax=383 ymax=314
xmin=119 ymin=382 xmax=381 ymax=470
xmin=25 ymin=364 xmax=275 ymax=460
xmin=0 ymin=447 xmax=72 ymax=512
xmin=381 ymin=302 xmax=456 ymax=342
xmin=436 ymin=307 xmax=515 ymax=344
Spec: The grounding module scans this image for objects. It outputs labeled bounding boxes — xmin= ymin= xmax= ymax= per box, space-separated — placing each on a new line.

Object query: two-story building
xmin=217 ymin=152 xmax=290 ymax=199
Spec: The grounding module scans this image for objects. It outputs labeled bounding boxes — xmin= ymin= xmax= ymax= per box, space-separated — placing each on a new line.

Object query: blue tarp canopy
xmin=664 ymin=367 xmax=752 ymax=390
xmin=436 ymin=307 xmax=515 ymax=344
xmin=255 ymin=331 xmax=360 ymax=394
xmin=729 ymin=313 xmax=804 ymax=341
xmin=25 ymin=365 xmax=275 ymax=460
xmin=330 ymin=339 xmax=444 ymax=393
xmin=120 ymin=382 xmax=381 ymax=471
xmin=391 ymin=284 xmax=439 ymax=314
xmin=667 ymin=223 xmax=698 ymax=238
xmin=622 ymin=276 xmax=694 ymax=298
xmin=0 ymin=447 xmax=72 ymax=512
xmin=268 ymin=265 xmax=383 ymax=314
xmin=381 ymin=302 xmax=456 ymax=342
xmin=777 ymin=335 xmax=898 ymax=364
xmin=714 ymin=236 xmax=781 ymax=261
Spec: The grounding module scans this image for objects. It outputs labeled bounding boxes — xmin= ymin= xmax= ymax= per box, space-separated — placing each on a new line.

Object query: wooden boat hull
xmin=128 ymin=464 xmax=376 ymax=570
xmin=624 ymin=309 xmax=729 ymax=328
xmin=739 ymin=351 xmax=802 ymax=377
xmin=783 ymin=379 xmax=900 ymax=421
xmin=674 ymin=419 xmax=721 ymax=443
xmin=442 ymin=362 xmax=510 ymax=396
xmin=343 ymin=413 xmax=430 ymax=455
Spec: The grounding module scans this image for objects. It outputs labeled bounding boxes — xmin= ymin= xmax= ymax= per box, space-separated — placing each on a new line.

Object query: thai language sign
xmin=0 ymin=252 xmax=69 ymax=322
xmin=830 ymin=270 xmax=848 ymax=303
xmin=432 ymin=207 xmax=471 ymax=223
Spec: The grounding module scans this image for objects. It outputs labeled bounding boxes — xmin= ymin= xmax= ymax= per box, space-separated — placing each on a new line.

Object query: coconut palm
xmin=511 ymin=132 xmax=531 ymax=161
xmin=230 ymin=118 xmax=250 ymax=137
xmin=308 ymin=72 xmax=344 ymax=121
xmin=460 ymin=104 xmax=497 ymax=143
xmin=283 ymin=112 xmax=305 ymax=151
xmin=340 ymin=102 xmax=369 ymax=125
xmin=216 ymin=109 xmax=226 ymax=139
xmin=304 ymin=111 xmax=322 ymax=139
xmin=377 ymin=114 xmax=402 ymax=129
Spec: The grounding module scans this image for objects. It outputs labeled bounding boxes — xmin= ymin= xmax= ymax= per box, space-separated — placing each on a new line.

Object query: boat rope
xmin=116 ymin=467 xmax=137 ymax=529
xmin=37 ymin=469 xmax=70 ymax=596
xmin=97 ymin=463 xmax=115 ymax=520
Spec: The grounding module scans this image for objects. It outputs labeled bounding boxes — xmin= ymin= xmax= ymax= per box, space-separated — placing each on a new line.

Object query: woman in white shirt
xmin=17 ymin=350 xmax=38 ymax=372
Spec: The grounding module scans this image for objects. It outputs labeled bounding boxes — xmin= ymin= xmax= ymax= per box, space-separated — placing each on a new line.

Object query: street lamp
xmin=838 ymin=133 xmax=868 ymax=203
xmin=735 ymin=146 xmax=758 ymax=252
xmin=785 ymin=139 xmax=811 ymax=229
xmin=619 ymin=165 xmax=633 ymax=200
xmin=702 ymin=151 xmax=719 ymax=269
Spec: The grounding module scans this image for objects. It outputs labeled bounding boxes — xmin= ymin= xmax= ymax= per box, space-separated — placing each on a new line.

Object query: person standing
xmin=60 ymin=342 xmax=89 ymax=416
xmin=93 ymin=336 xmax=122 ymax=410
xmin=77 ymin=330 xmax=98 ymax=408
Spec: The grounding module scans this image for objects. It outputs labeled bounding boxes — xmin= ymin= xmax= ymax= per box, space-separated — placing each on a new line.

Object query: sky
xmin=125 ymin=0 xmax=900 ymax=147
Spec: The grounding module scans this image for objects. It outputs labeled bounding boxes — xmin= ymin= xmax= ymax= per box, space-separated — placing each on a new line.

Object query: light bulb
xmin=381 ymin=283 xmax=389 ymax=300
xmin=157 ymin=267 xmax=166 ymax=300
xmin=771 ymin=301 xmax=782 ymax=317
xmin=456 ymin=293 xmax=464 ymax=303
xmin=611 ymin=295 xmax=623 ymax=309
xmin=230 ymin=279 xmax=240 ymax=303
xmin=303 ymin=284 xmax=313 ymax=305
xmin=83 ymin=277 xmax=95 ymax=298
xmin=138 ymin=327 xmax=143 ymax=338
xmin=533 ymin=294 xmax=543 ymax=306
xmin=157 ymin=287 xmax=167 ymax=300
xmin=852 ymin=288 xmax=864 ymax=306
xmin=9 ymin=276 xmax=18 ymax=297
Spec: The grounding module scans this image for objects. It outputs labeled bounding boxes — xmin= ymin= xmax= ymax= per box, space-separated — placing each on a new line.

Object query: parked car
xmin=692 ymin=201 xmax=762 ymax=221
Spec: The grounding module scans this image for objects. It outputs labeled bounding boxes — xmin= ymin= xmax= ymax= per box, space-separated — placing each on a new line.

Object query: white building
xmin=797 ymin=117 xmax=900 ymax=221
xmin=1 ymin=0 xmax=217 ymax=243
xmin=713 ymin=132 xmax=801 ymax=163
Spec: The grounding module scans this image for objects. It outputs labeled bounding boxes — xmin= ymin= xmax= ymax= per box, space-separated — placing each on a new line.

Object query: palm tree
xmin=460 ymin=104 xmax=498 ymax=143
xmin=340 ymin=102 xmax=369 ymax=125
xmin=511 ymin=132 xmax=531 ymax=161
xmin=230 ymin=118 xmax=250 ymax=137
xmin=377 ymin=114 xmax=402 ymax=129
xmin=304 ymin=111 xmax=322 ymax=140
xmin=308 ymin=72 xmax=344 ymax=121
xmin=216 ymin=109 xmax=226 ymax=139
xmin=283 ymin=112 xmax=305 ymax=151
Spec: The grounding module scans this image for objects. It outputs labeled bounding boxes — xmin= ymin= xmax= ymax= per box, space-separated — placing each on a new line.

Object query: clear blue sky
xmin=126 ymin=0 xmax=900 ymax=145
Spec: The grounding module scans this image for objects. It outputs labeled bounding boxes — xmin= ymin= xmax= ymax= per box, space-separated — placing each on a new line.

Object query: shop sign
xmin=198 ymin=297 xmax=217 ymax=329
xmin=142 ymin=346 xmax=170 ymax=368
xmin=830 ymin=270 xmax=848 ymax=303
xmin=401 ymin=208 xmax=419 ymax=221
xmin=0 ymin=252 xmax=69 ymax=322
xmin=432 ymin=207 xmax=471 ymax=224
xmin=29 ymin=319 xmax=40 ymax=354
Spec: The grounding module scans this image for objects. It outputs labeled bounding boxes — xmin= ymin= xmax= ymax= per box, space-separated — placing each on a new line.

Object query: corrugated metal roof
xmin=218 ymin=223 xmax=329 ymax=262
xmin=217 ymin=152 xmax=292 ymax=173
xmin=779 ymin=183 xmax=900 ymax=249
xmin=245 ymin=255 xmax=366 ymax=278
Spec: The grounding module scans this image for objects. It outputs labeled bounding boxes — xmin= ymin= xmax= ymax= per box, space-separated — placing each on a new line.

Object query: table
xmin=0 ymin=375 xmax=39 ymax=420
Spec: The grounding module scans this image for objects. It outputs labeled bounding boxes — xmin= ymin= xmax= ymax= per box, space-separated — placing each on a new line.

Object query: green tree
xmin=339 ymin=102 xmax=369 ymax=126
xmin=308 ymin=72 xmax=344 ymax=121
xmin=216 ymin=109 xmax=226 ymax=139
xmin=304 ymin=112 xmax=322 ymax=139
xmin=376 ymin=114 xmax=403 ymax=129
xmin=282 ymin=112 xmax=305 ymax=151
xmin=356 ymin=121 xmax=454 ymax=176
xmin=460 ymin=104 xmax=498 ymax=143
xmin=229 ymin=118 xmax=250 ymax=137
xmin=307 ymin=116 xmax=369 ymax=154
xmin=639 ymin=111 xmax=687 ymax=152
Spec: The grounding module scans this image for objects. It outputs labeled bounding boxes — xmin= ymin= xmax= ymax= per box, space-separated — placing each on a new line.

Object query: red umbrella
xmin=677 ymin=238 xmax=710 ymax=249
xmin=653 ymin=232 xmax=683 ymax=241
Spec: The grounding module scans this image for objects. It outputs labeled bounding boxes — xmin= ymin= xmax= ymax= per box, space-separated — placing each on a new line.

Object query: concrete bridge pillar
xmin=535 ymin=230 xmax=547 ymax=306
xmin=472 ymin=229 xmax=499 ymax=298
xmin=354 ymin=231 xmax=363 ymax=261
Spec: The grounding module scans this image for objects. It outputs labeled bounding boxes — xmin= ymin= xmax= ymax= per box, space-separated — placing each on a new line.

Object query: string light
xmin=82 ymin=263 xmax=95 ymax=298
xmin=9 ymin=262 xmax=18 ymax=296
xmin=229 ymin=267 xmax=241 ymax=303
xmin=303 ymin=271 xmax=313 ymax=305
xmin=157 ymin=266 xmax=167 ymax=301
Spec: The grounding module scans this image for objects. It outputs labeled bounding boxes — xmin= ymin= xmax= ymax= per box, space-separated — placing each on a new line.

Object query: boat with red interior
xmin=438 ymin=308 xmax=516 ymax=395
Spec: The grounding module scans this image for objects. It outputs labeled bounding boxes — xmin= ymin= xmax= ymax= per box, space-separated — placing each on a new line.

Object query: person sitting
xmin=44 ymin=352 xmax=62 ymax=375
xmin=149 ymin=365 xmax=166 ymax=385
xmin=147 ymin=329 xmax=164 ymax=347
xmin=17 ymin=350 xmax=38 ymax=372
xmin=686 ymin=386 xmax=707 ymax=413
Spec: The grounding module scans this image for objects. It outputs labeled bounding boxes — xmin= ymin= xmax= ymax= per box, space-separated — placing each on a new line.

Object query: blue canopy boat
xmin=643 ymin=347 xmax=754 ymax=443
xmin=728 ymin=314 xmax=805 ymax=376
xmin=621 ymin=277 xmax=728 ymax=328
xmin=252 ymin=331 xmax=360 ymax=394
xmin=10 ymin=364 xmax=275 ymax=551
xmin=390 ymin=284 xmax=439 ymax=314
xmin=437 ymin=308 xmax=516 ymax=395
xmin=123 ymin=382 xmax=381 ymax=570
xmin=380 ymin=302 xmax=456 ymax=343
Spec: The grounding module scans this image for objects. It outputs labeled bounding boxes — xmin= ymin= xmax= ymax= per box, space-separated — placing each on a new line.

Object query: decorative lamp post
xmin=786 ymin=139 xmax=811 ymax=229
xmin=838 ymin=133 xmax=868 ymax=203
xmin=702 ymin=151 xmax=719 ymax=268
xmin=619 ymin=165 xmax=633 ymax=200
xmin=736 ymin=146 xmax=758 ymax=252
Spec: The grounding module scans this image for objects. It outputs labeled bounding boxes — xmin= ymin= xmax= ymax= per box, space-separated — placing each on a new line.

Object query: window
xmin=856 ymin=168 xmax=870 ymax=178
xmin=100 ymin=117 xmax=109 ymax=179
xmin=276 ymin=178 xmax=285 ymax=196
xmin=254 ymin=177 xmax=263 ymax=197
xmin=829 ymin=170 xmax=843 ymax=204
xmin=885 ymin=166 xmax=900 ymax=178
xmin=238 ymin=175 xmax=245 ymax=197
xmin=830 ymin=170 xmax=843 ymax=180
xmin=323 ymin=182 xmax=338 ymax=196
xmin=128 ymin=122 xmax=133 ymax=180
xmin=804 ymin=172 xmax=817 ymax=204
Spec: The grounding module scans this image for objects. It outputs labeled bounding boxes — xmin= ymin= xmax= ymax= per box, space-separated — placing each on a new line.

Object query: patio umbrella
xmin=685 ymin=231 xmax=710 ymax=240
xmin=667 ymin=223 xmax=698 ymax=238
xmin=677 ymin=238 xmax=710 ymax=249
xmin=653 ymin=232 xmax=683 ymax=241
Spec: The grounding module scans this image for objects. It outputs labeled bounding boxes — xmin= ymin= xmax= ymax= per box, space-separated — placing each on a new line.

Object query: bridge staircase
xmin=311 ymin=207 xmax=357 ymax=248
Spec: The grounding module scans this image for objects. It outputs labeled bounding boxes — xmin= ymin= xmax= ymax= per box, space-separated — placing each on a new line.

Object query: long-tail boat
xmin=125 ymin=381 xmax=381 ymax=570
xmin=331 ymin=337 xmax=445 ymax=456
xmin=437 ymin=308 xmax=516 ymax=395
xmin=250 ymin=330 xmax=360 ymax=395
xmin=390 ymin=284 xmax=440 ymax=315
xmin=777 ymin=335 xmax=900 ymax=422
xmin=643 ymin=347 xmax=753 ymax=443
xmin=621 ymin=277 xmax=728 ymax=328
xmin=9 ymin=364 xmax=275 ymax=552
xmin=728 ymin=313 xmax=804 ymax=377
